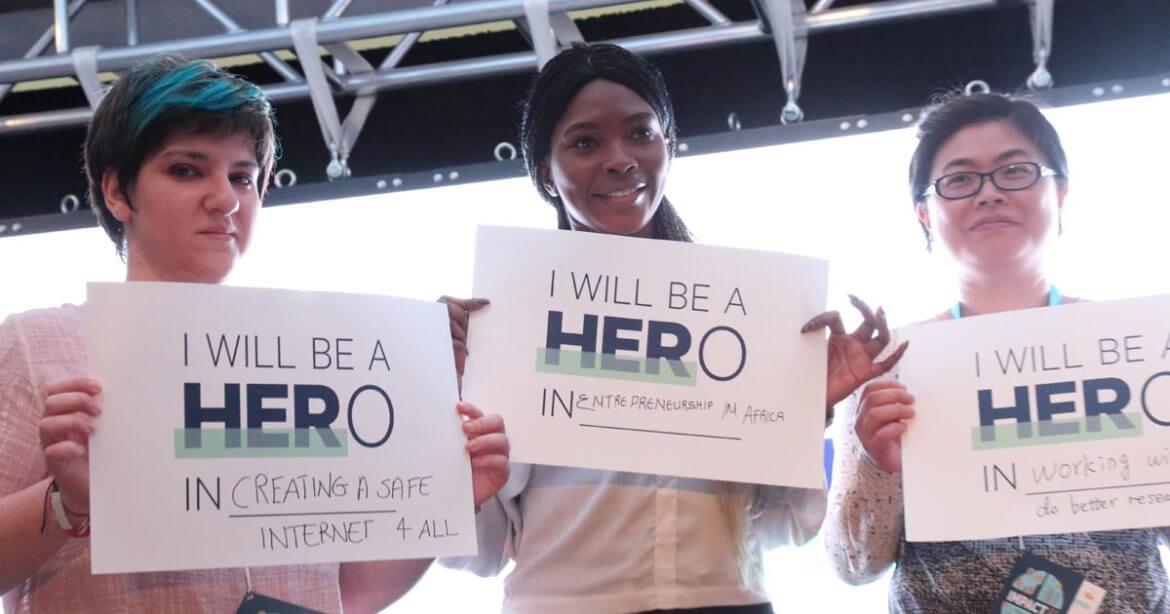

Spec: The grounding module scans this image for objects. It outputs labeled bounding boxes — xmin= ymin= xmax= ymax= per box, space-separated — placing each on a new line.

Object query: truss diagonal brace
xmin=378 ymin=0 xmax=449 ymax=71
xmin=759 ymin=0 xmax=807 ymax=124
xmin=684 ymin=0 xmax=731 ymax=26
xmin=1027 ymin=0 xmax=1055 ymax=90
xmin=192 ymin=0 xmax=302 ymax=83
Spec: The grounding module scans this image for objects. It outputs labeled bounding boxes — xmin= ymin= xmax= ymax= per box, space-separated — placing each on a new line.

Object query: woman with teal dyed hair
xmin=0 ymin=54 xmax=511 ymax=612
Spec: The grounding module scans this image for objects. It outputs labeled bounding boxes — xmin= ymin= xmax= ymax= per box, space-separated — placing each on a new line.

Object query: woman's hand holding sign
xmin=439 ymin=296 xmax=490 ymax=388
xmin=439 ymin=297 xmax=510 ymax=506
xmin=854 ymin=380 xmax=915 ymax=473
xmin=39 ymin=376 xmax=102 ymax=517
xmin=458 ymin=402 xmax=510 ymax=507
xmin=802 ymin=294 xmax=909 ymax=410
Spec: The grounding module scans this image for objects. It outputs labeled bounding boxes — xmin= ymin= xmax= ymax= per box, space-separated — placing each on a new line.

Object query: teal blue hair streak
xmin=127 ymin=60 xmax=270 ymax=139
xmin=84 ymin=54 xmax=276 ymax=257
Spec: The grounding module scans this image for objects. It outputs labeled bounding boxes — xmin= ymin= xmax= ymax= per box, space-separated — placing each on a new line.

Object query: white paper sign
xmin=85 ymin=282 xmax=476 ymax=573
xmin=464 ymin=226 xmax=828 ymax=488
xmin=900 ymin=295 xmax=1170 ymax=541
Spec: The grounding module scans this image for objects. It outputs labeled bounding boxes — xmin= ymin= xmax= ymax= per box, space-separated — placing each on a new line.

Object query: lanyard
xmin=949 ymin=285 xmax=1062 ymax=320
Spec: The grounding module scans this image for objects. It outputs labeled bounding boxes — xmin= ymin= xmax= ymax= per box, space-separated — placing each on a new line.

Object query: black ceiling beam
xmin=0 ymin=0 xmax=1168 ymax=231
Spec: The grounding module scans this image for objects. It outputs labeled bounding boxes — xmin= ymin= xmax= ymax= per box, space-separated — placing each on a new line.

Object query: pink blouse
xmin=0 ymin=305 xmax=341 ymax=613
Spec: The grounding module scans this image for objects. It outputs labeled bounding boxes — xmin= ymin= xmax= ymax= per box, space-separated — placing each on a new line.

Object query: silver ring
xmin=494 ymin=142 xmax=517 ymax=161
xmin=60 ymin=194 xmax=81 ymax=214
xmin=727 ymin=112 xmax=742 ymax=131
xmin=964 ymin=80 xmax=991 ymax=96
xmin=273 ymin=168 xmax=297 ymax=188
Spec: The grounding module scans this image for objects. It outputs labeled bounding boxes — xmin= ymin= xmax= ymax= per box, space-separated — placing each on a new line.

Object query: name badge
xmin=236 ymin=591 xmax=324 ymax=614
xmin=996 ymin=553 xmax=1106 ymax=614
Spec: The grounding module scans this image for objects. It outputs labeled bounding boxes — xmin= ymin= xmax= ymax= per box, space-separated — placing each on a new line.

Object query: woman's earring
xmin=1058 ymin=210 xmax=1063 ymax=236
xmin=925 ymin=233 xmax=933 ymax=253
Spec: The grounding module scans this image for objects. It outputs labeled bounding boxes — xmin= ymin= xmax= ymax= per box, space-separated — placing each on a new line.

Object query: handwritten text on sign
xmin=463 ymin=226 xmax=828 ymax=487
xmin=900 ymin=295 xmax=1170 ymax=541
xmin=85 ymin=282 xmax=476 ymax=573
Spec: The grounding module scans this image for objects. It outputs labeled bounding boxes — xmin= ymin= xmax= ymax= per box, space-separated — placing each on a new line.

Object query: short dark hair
xmin=909 ymin=92 xmax=1068 ymax=241
xmin=84 ymin=54 xmax=276 ymax=256
xmin=519 ymin=43 xmax=692 ymax=242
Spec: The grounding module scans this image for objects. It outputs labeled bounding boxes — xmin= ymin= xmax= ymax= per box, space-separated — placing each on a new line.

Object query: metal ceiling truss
xmin=0 ymin=0 xmax=1058 ymax=180
xmin=7 ymin=65 xmax=1167 ymax=242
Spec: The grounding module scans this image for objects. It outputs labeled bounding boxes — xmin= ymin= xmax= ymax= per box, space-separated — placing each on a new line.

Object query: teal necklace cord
xmin=949 ymin=286 xmax=1062 ymax=319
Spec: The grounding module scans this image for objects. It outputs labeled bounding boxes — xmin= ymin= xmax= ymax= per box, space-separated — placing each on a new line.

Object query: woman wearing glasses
xmin=824 ymin=92 xmax=1170 ymax=611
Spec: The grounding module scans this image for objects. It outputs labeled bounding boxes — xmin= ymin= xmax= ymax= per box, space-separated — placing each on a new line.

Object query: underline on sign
xmin=578 ymin=423 xmax=742 ymax=441
xmin=228 ymin=510 xmax=398 ymax=519
xmin=1025 ymin=481 xmax=1170 ymax=496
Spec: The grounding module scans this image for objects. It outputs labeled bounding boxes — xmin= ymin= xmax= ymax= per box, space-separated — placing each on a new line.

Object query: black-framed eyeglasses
xmin=922 ymin=162 xmax=1060 ymax=200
